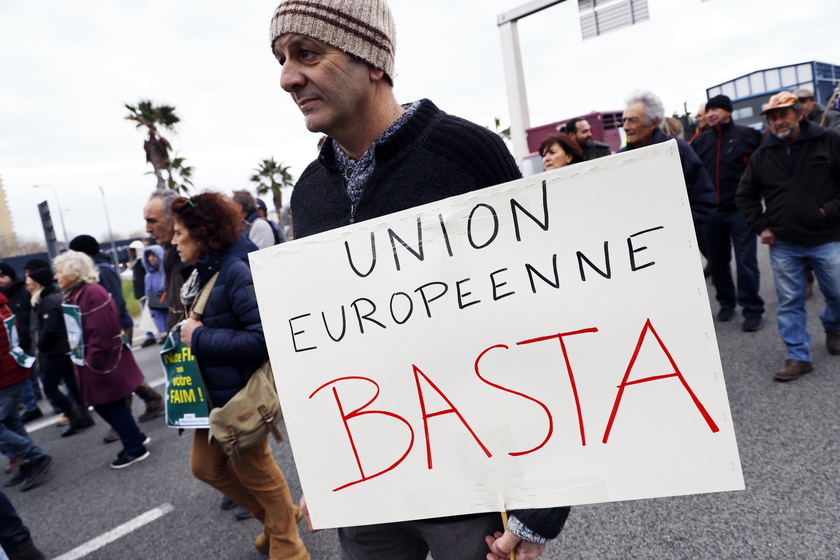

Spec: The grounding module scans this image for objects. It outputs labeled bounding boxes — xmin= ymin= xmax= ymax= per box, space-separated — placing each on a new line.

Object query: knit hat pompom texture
xmin=270 ymin=0 xmax=396 ymax=81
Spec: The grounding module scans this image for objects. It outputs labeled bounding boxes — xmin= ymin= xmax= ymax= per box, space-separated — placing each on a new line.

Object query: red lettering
xmin=310 ymin=376 xmax=415 ymax=491
xmin=474 ymin=344 xmax=554 ymax=456
xmin=602 ymin=319 xmax=720 ymax=443
xmin=413 ymin=365 xmax=492 ymax=469
xmin=517 ymin=328 xmax=598 ymax=447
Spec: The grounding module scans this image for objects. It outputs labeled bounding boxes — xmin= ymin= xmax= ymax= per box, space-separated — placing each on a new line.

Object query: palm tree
xmin=250 ymin=158 xmax=294 ymax=217
xmin=163 ymin=153 xmax=194 ymax=194
xmin=125 ymin=100 xmax=180 ymax=189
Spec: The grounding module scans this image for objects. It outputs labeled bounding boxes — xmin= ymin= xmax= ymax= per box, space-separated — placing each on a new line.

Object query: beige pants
xmin=190 ymin=429 xmax=304 ymax=559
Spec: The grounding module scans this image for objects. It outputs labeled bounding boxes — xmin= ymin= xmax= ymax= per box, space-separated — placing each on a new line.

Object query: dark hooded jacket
xmin=691 ymin=119 xmax=763 ymax=211
xmin=188 ymin=236 xmax=266 ymax=408
xmin=736 ymin=120 xmax=840 ymax=245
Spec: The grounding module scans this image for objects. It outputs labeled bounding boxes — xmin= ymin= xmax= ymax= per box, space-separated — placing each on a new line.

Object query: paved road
xmin=9 ymin=244 xmax=840 ymax=559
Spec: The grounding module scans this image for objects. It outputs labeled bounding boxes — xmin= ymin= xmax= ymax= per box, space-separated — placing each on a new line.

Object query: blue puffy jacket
xmin=190 ymin=236 xmax=267 ymax=408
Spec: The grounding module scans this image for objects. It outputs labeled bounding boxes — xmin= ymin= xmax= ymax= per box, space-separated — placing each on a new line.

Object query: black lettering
xmin=414 ymin=282 xmax=449 ymax=318
xmin=388 ymin=217 xmax=424 ymax=271
xmin=456 ymin=278 xmax=480 ymax=309
xmin=351 ymin=298 xmax=387 ymax=333
xmin=321 ymin=307 xmax=347 ymax=342
xmin=467 ymin=203 xmax=499 ymax=249
xmin=390 ymin=292 xmax=414 ymax=325
xmin=525 ymin=254 xmax=560 ymax=293
xmin=289 ymin=314 xmax=316 ymax=352
xmin=344 ymin=233 xmax=377 ymax=278
xmin=577 ymin=242 xmax=611 ymax=281
xmin=628 ymin=226 xmax=664 ymax=271
xmin=511 ymin=180 xmax=549 ymax=241
xmin=490 ymin=268 xmax=515 ymax=300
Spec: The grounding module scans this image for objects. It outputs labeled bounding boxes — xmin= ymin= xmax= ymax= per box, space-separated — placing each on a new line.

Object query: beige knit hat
xmin=269 ymin=0 xmax=396 ymax=81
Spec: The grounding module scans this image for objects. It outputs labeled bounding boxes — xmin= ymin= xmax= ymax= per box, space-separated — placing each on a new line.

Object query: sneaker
xmin=773 ymin=359 xmax=813 ymax=382
xmin=827 ymin=329 xmax=840 ymax=355
xmin=21 ymin=455 xmax=52 ymax=491
xmin=717 ymin=307 xmax=735 ymax=322
xmin=111 ymin=448 xmax=150 ymax=469
xmin=103 ymin=428 xmax=120 ymax=444
xmin=138 ymin=398 xmax=165 ymax=423
xmin=742 ymin=316 xmax=764 ymax=332
xmin=4 ymin=466 xmax=28 ymax=487
xmin=140 ymin=338 xmax=157 ymax=348
xmin=20 ymin=409 xmax=43 ymax=424
xmin=5 ymin=457 xmax=24 ymax=474
xmin=10 ymin=539 xmax=46 ymax=560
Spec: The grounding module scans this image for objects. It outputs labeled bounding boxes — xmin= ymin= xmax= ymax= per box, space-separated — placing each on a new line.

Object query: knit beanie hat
xmin=269 ymin=0 xmax=396 ymax=82
xmin=69 ymin=234 xmax=100 ymax=256
xmin=0 ymin=262 xmax=15 ymax=281
xmin=27 ymin=267 xmax=54 ymax=288
xmin=23 ymin=258 xmax=50 ymax=273
xmin=706 ymin=94 xmax=733 ymax=113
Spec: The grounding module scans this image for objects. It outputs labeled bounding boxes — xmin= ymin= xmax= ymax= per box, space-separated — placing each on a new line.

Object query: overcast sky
xmin=1 ymin=0 xmax=838 ymax=245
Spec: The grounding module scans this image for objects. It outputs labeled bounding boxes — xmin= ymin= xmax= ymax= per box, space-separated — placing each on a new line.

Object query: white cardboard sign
xmin=251 ymin=141 xmax=744 ymax=530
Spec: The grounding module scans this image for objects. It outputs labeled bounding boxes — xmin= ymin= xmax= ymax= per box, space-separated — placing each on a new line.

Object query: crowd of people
xmin=1 ymin=0 xmax=838 ymax=558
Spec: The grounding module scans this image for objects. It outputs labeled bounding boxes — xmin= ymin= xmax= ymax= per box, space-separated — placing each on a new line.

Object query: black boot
xmin=62 ymin=406 xmax=92 ymax=438
xmin=135 ymin=382 xmax=165 ymax=422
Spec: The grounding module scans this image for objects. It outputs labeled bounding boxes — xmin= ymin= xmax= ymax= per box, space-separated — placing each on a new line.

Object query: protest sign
xmin=251 ymin=141 xmax=744 ymax=530
xmin=3 ymin=316 xmax=35 ymax=368
xmin=61 ymin=304 xmax=84 ymax=367
xmin=160 ymin=324 xmax=211 ymax=428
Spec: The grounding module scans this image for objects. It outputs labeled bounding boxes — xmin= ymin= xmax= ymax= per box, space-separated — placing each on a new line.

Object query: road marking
xmin=52 ymin=503 xmax=174 ymax=560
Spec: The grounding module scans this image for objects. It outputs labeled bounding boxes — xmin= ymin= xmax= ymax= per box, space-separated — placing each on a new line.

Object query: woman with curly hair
xmin=53 ymin=251 xmax=149 ymax=469
xmin=171 ymin=191 xmax=307 ymax=560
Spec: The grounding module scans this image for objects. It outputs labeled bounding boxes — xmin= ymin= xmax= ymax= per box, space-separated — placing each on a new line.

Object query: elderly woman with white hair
xmin=53 ymin=251 xmax=150 ymax=469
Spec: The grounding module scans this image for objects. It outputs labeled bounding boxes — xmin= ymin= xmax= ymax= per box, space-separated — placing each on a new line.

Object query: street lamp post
xmin=32 ymin=184 xmax=69 ymax=249
xmin=98 ymin=186 xmax=119 ymax=265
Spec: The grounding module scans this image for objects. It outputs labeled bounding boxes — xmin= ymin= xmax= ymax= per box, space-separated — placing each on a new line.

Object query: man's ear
xmin=369 ymin=67 xmax=386 ymax=83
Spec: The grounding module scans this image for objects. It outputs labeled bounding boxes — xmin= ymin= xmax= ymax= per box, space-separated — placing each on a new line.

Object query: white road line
xmin=52 ymin=503 xmax=174 ymax=560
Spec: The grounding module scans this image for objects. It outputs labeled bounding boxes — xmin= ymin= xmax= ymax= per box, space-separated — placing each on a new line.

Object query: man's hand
xmin=486 ymin=530 xmax=546 ymax=560
xmin=299 ymin=495 xmax=321 ymax=533
xmin=759 ymin=227 xmax=776 ymax=246
xmin=180 ymin=317 xmax=202 ymax=347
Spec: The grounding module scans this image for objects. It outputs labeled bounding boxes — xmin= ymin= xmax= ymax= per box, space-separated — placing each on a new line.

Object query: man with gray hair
xmin=144 ymin=189 xmax=188 ymax=330
xmin=736 ymin=91 xmax=840 ymax=381
xmin=619 ymin=90 xmax=716 ymax=233
xmin=270 ymin=0 xmax=569 ymax=558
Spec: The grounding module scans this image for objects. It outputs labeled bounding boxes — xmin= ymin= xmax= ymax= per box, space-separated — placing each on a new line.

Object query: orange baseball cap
xmin=761 ymin=91 xmax=798 ymax=115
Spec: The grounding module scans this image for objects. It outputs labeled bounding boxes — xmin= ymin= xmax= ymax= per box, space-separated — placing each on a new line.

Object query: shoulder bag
xmin=191 ymin=272 xmax=283 ymax=460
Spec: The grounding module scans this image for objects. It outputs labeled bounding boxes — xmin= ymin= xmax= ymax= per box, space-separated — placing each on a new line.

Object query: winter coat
xmin=736 ymin=120 xmax=840 ymax=245
xmin=0 ymin=293 xmax=30 ymax=389
xmin=691 ymin=120 xmax=763 ymax=211
xmin=30 ymin=283 xmax=71 ymax=358
xmin=143 ymin=245 xmax=167 ymax=334
xmin=189 ymin=236 xmax=267 ymax=408
xmin=64 ymin=283 xmax=144 ymax=406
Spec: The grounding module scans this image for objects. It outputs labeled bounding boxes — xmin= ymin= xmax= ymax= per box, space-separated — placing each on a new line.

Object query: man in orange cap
xmin=736 ymin=91 xmax=840 ymax=381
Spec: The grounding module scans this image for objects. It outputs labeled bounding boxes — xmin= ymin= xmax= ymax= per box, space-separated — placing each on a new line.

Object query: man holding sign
xmin=269 ymin=0 xmax=570 ymax=558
